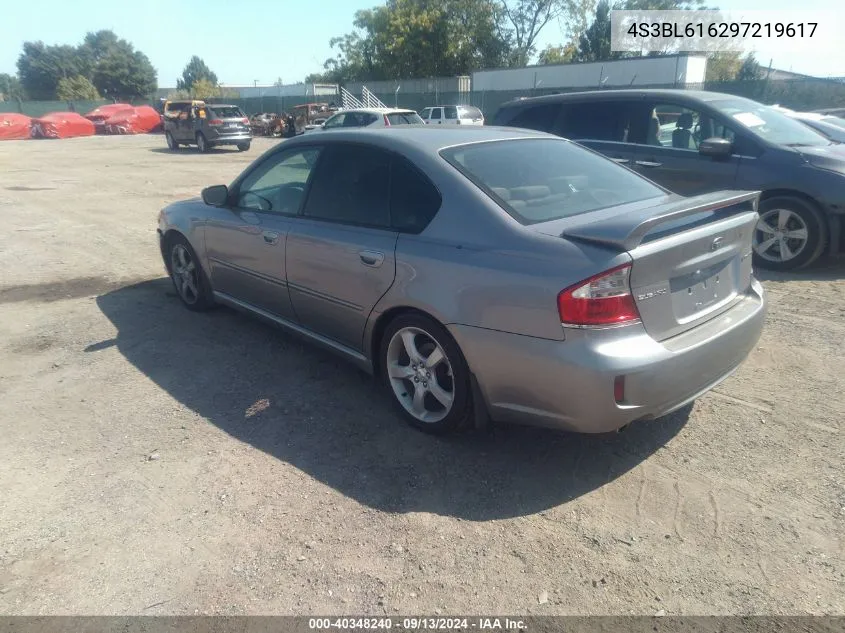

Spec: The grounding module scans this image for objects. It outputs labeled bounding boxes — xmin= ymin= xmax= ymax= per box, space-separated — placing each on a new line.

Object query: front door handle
xmin=262 ymin=231 xmax=280 ymax=245
xmin=611 ymin=157 xmax=630 ymax=164
xmin=359 ymin=250 xmax=385 ymax=267
xmin=635 ymin=160 xmax=662 ymax=168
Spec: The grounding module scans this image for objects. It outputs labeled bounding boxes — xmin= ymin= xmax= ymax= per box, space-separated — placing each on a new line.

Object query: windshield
xmin=441 ymin=139 xmax=664 ymax=225
xmin=711 ymin=98 xmax=830 ymax=147
xmin=210 ymin=106 xmax=245 ymax=119
xmin=386 ymin=112 xmax=424 ymax=125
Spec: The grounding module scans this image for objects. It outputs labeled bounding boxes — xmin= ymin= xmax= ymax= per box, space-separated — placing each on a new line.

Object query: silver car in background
xmin=157 ymin=127 xmax=766 ymax=435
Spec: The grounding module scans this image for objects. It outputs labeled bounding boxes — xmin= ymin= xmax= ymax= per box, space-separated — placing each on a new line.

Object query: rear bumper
xmin=207 ymin=130 xmax=251 ymax=145
xmin=450 ymin=279 xmax=766 ymax=433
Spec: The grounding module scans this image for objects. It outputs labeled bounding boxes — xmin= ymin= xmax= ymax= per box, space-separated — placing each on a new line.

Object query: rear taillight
xmin=208 ymin=119 xmax=224 ymax=126
xmin=557 ymin=264 xmax=640 ymax=327
xmin=456 ymin=119 xmax=462 ymax=124
xmin=241 ymin=117 xmax=249 ymax=124
xmin=383 ymin=114 xmax=391 ymax=126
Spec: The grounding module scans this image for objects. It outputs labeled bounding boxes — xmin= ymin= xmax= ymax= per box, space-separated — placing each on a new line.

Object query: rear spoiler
xmin=562 ymin=191 xmax=760 ymax=251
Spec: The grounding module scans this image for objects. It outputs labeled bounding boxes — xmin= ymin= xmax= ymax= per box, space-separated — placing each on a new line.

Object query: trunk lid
xmin=560 ymin=190 xmax=760 ymax=342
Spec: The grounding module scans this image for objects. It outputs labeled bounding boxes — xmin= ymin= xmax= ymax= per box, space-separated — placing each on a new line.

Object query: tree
xmin=93 ymin=41 xmax=157 ymax=99
xmin=537 ymin=42 xmax=577 ymax=64
xmin=498 ymin=0 xmax=593 ymax=66
xmin=57 ymin=75 xmax=101 ymax=100
xmin=17 ymin=42 xmax=89 ymax=100
xmin=190 ymin=78 xmax=220 ymax=99
xmin=0 ymin=73 xmax=25 ymax=100
xmin=312 ymin=0 xmax=510 ymax=83
xmin=177 ymin=56 xmax=218 ymax=91
xmin=705 ymin=51 xmax=742 ymax=81
xmin=575 ymin=0 xmax=618 ymax=62
xmin=14 ymin=31 xmax=157 ymax=100
xmin=736 ymin=52 xmax=763 ymax=81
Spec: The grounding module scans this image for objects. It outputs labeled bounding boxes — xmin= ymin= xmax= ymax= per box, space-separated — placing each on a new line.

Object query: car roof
xmin=499 ymin=89 xmax=745 ymax=109
xmin=286 ymin=125 xmax=552 ymax=152
xmin=335 ymin=108 xmax=418 ymax=114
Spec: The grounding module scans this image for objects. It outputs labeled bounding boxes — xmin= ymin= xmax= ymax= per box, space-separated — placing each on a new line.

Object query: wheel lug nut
xmin=422 ymin=382 xmax=428 ymax=388
xmin=414 ymin=377 xmax=419 ymax=382
xmin=426 ymin=371 xmax=430 ymax=378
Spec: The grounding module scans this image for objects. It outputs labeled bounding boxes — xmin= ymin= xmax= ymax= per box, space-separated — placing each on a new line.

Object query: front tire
xmin=166 ymin=234 xmax=214 ymax=311
xmin=752 ymin=196 xmax=826 ymax=271
xmin=237 ymin=142 xmax=251 ymax=152
xmin=196 ymin=133 xmax=209 ymax=153
xmin=165 ymin=131 xmax=178 ymax=150
xmin=379 ymin=314 xmax=472 ymax=434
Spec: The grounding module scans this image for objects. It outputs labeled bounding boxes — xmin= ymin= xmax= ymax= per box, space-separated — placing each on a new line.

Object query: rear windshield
xmin=458 ymin=106 xmax=483 ymax=119
xmin=387 ymin=112 xmax=424 ymax=125
xmin=441 ymin=139 xmax=664 ymax=225
xmin=209 ymin=106 xmax=245 ymax=119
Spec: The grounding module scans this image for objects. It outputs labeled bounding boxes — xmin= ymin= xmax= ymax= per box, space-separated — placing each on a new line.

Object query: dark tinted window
xmin=390 ymin=159 xmax=441 ymax=233
xmin=209 ymin=106 xmax=244 ymax=119
xmin=386 ymin=112 xmax=424 ymax=125
xmin=303 ymin=145 xmax=391 ymax=227
xmin=445 ymin=106 xmax=458 ymax=119
xmin=557 ymin=101 xmax=638 ymax=142
xmin=503 ymin=103 xmax=561 ymax=132
xmin=431 ymin=108 xmax=442 ymax=120
xmin=442 ymin=139 xmax=663 ymax=225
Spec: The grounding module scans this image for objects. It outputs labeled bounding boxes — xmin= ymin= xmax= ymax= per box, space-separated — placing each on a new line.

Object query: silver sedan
xmin=157 ymin=127 xmax=766 ymax=434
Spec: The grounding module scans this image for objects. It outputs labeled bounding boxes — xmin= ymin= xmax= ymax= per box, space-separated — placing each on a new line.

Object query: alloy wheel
xmin=385 ymin=327 xmax=455 ymax=424
xmin=170 ymin=243 xmax=199 ymax=305
xmin=753 ymin=208 xmax=809 ymax=263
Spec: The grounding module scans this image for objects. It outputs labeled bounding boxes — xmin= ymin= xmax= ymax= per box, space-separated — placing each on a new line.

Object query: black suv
xmin=493 ymin=90 xmax=845 ymax=270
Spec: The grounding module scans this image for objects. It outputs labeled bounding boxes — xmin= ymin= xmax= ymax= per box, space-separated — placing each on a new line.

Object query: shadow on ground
xmin=149 ymin=147 xmax=243 ymax=156
xmin=756 ymin=257 xmax=845 ymax=283
xmin=92 ymin=279 xmax=690 ymax=520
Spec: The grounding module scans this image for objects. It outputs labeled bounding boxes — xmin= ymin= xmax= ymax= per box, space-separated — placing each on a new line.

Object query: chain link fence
xmin=3 ymin=78 xmax=844 ymax=120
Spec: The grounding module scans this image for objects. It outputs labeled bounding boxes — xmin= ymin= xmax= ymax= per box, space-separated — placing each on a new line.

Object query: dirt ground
xmin=0 ymin=134 xmax=843 ymax=616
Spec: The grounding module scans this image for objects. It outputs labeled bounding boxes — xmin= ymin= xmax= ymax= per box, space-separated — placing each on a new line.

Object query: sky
xmin=1 ymin=0 xmax=842 ymax=89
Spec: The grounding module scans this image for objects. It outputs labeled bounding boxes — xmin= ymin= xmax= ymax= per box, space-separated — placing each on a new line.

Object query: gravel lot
xmin=1 ymin=134 xmax=843 ymax=616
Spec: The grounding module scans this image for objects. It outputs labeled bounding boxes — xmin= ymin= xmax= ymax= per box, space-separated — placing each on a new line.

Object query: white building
xmin=471 ymin=54 xmax=707 ymax=92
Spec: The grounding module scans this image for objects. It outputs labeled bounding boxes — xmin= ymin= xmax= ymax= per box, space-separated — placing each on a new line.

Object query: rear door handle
xmin=262 ymin=231 xmax=280 ymax=245
xmin=635 ymin=160 xmax=662 ymax=168
xmin=359 ymin=250 xmax=385 ymax=267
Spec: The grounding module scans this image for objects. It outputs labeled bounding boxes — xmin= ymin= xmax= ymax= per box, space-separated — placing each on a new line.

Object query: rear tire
xmin=196 ymin=133 xmax=209 ymax=153
xmin=237 ymin=142 xmax=251 ymax=152
xmin=166 ymin=234 xmax=214 ymax=312
xmin=165 ymin=131 xmax=178 ymax=150
xmin=752 ymin=196 xmax=826 ymax=271
xmin=379 ymin=313 xmax=472 ymax=435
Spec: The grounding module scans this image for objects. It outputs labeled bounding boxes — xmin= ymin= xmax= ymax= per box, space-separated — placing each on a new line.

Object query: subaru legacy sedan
xmin=157 ymin=127 xmax=766 ymax=435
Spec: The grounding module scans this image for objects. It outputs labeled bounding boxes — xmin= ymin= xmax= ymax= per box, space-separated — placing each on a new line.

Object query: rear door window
xmin=445 ymin=106 xmax=458 ymax=120
xmin=557 ymin=100 xmax=642 ymax=143
xmin=430 ymin=108 xmax=442 ymax=120
xmin=302 ymin=145 xmax=392 ymax=228
xmin=390 ymin=158 xmax=441 ymax=233
xmin=504 ymin=104 xmax=561 ymax=133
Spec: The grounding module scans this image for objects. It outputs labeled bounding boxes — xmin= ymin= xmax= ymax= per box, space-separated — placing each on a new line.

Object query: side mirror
xmin=202 ymin=184 xmax=229 ymax=207
xmin=699 ymin=137 xmax=733 ymax=158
